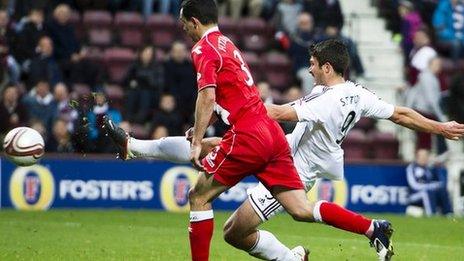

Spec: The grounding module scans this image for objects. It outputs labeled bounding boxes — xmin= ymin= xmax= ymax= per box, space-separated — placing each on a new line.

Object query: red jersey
xmin=191 ymin=27 xmax=267 ymax=126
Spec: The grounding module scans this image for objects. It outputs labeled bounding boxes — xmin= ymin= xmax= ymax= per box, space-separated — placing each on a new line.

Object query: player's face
xmin=309 ymin=56 xmax=324 ymax=85
xmin=179 ymin=8 xmax=200 ymax=42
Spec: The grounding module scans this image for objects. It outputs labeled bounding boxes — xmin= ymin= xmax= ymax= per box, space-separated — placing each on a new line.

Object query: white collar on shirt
xmin=201 ymin=26 xmax=219 ymax=39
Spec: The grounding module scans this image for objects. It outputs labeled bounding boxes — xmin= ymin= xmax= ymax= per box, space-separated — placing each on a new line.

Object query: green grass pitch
xmin=0 ymin=210 xmax=463 ymax=260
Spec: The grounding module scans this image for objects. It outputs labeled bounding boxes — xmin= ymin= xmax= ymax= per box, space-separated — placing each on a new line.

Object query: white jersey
xmin=286 ymin=81 xmax=395 ymax=182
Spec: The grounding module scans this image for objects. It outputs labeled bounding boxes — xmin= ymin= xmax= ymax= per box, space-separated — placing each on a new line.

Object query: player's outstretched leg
xmin=102 ymin=116 xmax=219 ymax=162
xmin=189 ymin=172 xmax=230 ymax=261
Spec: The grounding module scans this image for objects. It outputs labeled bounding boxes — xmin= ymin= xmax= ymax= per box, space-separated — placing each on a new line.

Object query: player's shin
xmin=189 ymin=210 xmax=214 ymax=261
xmin=248 ymin=230 xmax=299 ymax=261
xmin=313 ymin=200 xmax=372 ymax=235
xmin=128 ymin=136 xmax=191 ymax=162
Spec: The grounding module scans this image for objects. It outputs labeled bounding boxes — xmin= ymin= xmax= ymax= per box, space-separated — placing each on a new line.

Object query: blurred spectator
xmin=11 ymin=9 xmax=46 ymax=67
xmin=0 ymin=84 xmax=28 ymax=134
xmin=124 ymin=45 xmax=164 ymax=124
xmin=447 ymin=73 xmax=464 ymax=124
xmin=404 ymin=57 xmax=447 ymax=151
xmin=322 ymin=25 xmax=365 ymax=78
xmin=87 ymin=91 xmax=122 ymax=153
xmin=257 ymin=81 xmax=274 ymax=104
xmin=64 ymin=46 xmax=102 ymax=91
xmin=0 ymin=9 xmax=20 ymax=84
xmin=406 ymin=149 xmax=452 ymax=216
xmin=27 ymin=36 xmax=62 ymax=89
xmin=53 ymin=82 xmax=77 ymax=131
xmin=45 ymin=4 xmax=79 ymax=63
xmin=156 ymin=0 xmax=181 ymax=17
xmin=218 ymin=0 xmax=264 ymax=20
xmin=150 ymin=124 xmax=169 ymax=139
xmin=407 ymin=28 xmax=437 ymax=85
xmin=152 ymin=93 xmax=183 ymax=136
xmin=303 ymin=0 xmax=344 ymax=30
xmin=22 ymin=80 xmax=57 ymax=132
xmin=273 ymin=0 xmax=303 ymax=35
xmin=47 ymin=118 xmax=75 ymax=153
xmin=284 ymin=12 xmax=319 ymax=94
xmin=398 ymin=1 xmax=423 ymax=59
xmin=119 ymin=120 xmax=131 ymax=133
xmin=284 ymin=85 xmax=302 ymax=102
xmin=433 ymin=0 xmax=464 ymax=61
xmin=29 ymin=118 xmax=47 ymax=141
xmin=164 ymin=41 xmax=196 ymax=123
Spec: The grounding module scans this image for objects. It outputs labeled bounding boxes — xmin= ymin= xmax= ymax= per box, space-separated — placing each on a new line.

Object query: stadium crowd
xmin=0 ymin=0 xmax=462 ymax=158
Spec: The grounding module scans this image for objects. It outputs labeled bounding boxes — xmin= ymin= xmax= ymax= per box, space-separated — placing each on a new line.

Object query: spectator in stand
xmin=408 ymin=28 xmax=437 ymax=85
xmin=164 ymin=41 xmax=196 ymax=123
xmin=398 ymin=0 xmax=423 ymax=61
xmin=0 ymin=9 xmax=20 ymax=84
xmin=273 ymin=0 xmax=303 ymax=35
xmin=22 ymin=79 xmax=57 ymax=132
xmin=87 ymin=91 xmax=122 ymax=153
xmin=65 ymin=46 xmax=103 ymax=91
xmin=150 ymin=124 xmax=169 ymax=139
xmin=303 ymin=0 xmax=344 ymax=30
xmin=404 ymin=57 xmax=447 ymax=152
xmin=256 ymin=81 xmax=274 ymax=104
xmin=12 ymin=8 xmax=46 ymax=69
xmin=53 ymin=82 xmax=77 ymax=131
xmin=0 ymin=84 xmax=29 ymax=135
xmin=124 ymin=45 xmax=164 ymax=124
xmin=47 ymin=118 xmax=75 ymax=153
xmin=433 ymin=0 xmax=464 ymax=61
xmin=29 ymin=118 xmax=48 ymax=142
xmin=406 ymin=149 xmax=452 ymax=216
xmin=284 ymin=12 xmax=320 ymax=94
xmin=217 ymin=0 xmax=264 ymax=20
xmin=321 ymin=24 xmax=365 ymax=79
xmin=27 ymin=36 xmax=62 ymax=90
xmin=151 ymin=93 xmax=183 ymax=136
xmin=447 ymin=73 xmax=464 ymax=126
xmin=45 ymin=4 xmax=79 ymax=63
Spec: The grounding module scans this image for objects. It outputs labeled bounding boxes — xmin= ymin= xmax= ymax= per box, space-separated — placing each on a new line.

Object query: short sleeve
xmin=192 ymin=46 xmax=220 ymax=91
xmin=361 ymin=88 xmax=394 ymax=119
xmin=290 ymin=93 xmax=331 ymax=123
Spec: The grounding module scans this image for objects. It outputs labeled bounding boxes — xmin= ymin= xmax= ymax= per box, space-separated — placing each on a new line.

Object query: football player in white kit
xmin=103 ymin=39 xmax=464 ymax=260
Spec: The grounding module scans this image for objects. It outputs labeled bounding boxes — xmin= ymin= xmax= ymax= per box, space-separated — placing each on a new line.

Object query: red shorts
xmin=202 ymin=116 xmax=303 ymax=190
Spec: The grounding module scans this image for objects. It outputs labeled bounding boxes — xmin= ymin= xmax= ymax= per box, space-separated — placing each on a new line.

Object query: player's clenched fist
xmin=439 ymin=121 xmax=464 ymax=140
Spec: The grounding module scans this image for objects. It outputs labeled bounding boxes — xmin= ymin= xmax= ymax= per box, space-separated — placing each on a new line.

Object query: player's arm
xmin=265 ymin=104 xmax=298 ymax=122
xmin=389 ymin=106 xmax=464 ymax=140
xmin=191 ymin=87 xmax=216 ymax=169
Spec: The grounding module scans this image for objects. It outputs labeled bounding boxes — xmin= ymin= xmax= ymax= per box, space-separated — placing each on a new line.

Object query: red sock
xmin=189 ymin=211 xmax=214 ymax=261
xmin=316 ymin=201 xmax=371 ymax=235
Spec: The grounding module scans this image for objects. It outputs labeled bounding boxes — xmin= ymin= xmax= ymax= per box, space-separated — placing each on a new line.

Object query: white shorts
xmin=247 ymin=179 xmax=316 ymax=221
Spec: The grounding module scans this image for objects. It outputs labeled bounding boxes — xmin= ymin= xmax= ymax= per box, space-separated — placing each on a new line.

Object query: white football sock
xmin=248 ymin=230 xmax=297 ymax=261
xmin=128 ymin=136 xmax=190 ymax=163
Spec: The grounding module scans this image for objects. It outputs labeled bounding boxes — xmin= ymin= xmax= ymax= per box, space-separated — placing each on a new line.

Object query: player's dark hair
xmin=310 ymin=39 xmax=350 ymax=76
xmin=181 ymin=0 xmax=218 ymax=25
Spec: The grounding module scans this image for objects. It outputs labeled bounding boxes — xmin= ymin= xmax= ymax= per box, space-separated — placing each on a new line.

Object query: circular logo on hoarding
xmin=9 ymin=165 xmax=55 ymax=210
xmin=160 ymin=166 xmax=198 ymax=212
xmin=307 ymin=178 xmax=348 ymax=207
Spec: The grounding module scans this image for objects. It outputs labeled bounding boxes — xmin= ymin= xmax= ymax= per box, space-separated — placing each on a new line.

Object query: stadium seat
xmin=150 ymin=31 xmax=176 ymax=50
xmin=262 ymin=52 xmax=292 ymax=72
xmin=218 ymin=16 xmax=239 ymax=36
xmin=354 ymin=117 xmax=376 ymax=133
xmin=239 ymin=17 xmax=268 ymax=36
xmin=87 ymin=28 xmax=112 ymax=47
xmin=72 ymin=83 xmax=91 ymax=98
xmin=104 ymin=84 xmax=124 ymax=110
xmin=263 ymin=71 xmax=292 ymax=90
xmin=83 ymin=10 xmax=112 ymax=29
xmin=241 ymin=51 xmax=261 ymax=80
xmin=145 ymin=14 xmax=177 ymax=32
xmin=114 ymin=12 xmax=144 ymax=48
xmin=242 ymin=34 xmax=268 ymax=53
xmin=368 ymin=131 xmax=399 ymax=159
xmin=104 ymin=48 xmax=136 ymax=84
xmin=84 ymin=46 xmax=104 ymax=65
xmin=130 ymin=123 xmax=150 ymax=139
xmin=341 ymin=129 xmax=369 ymax=160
